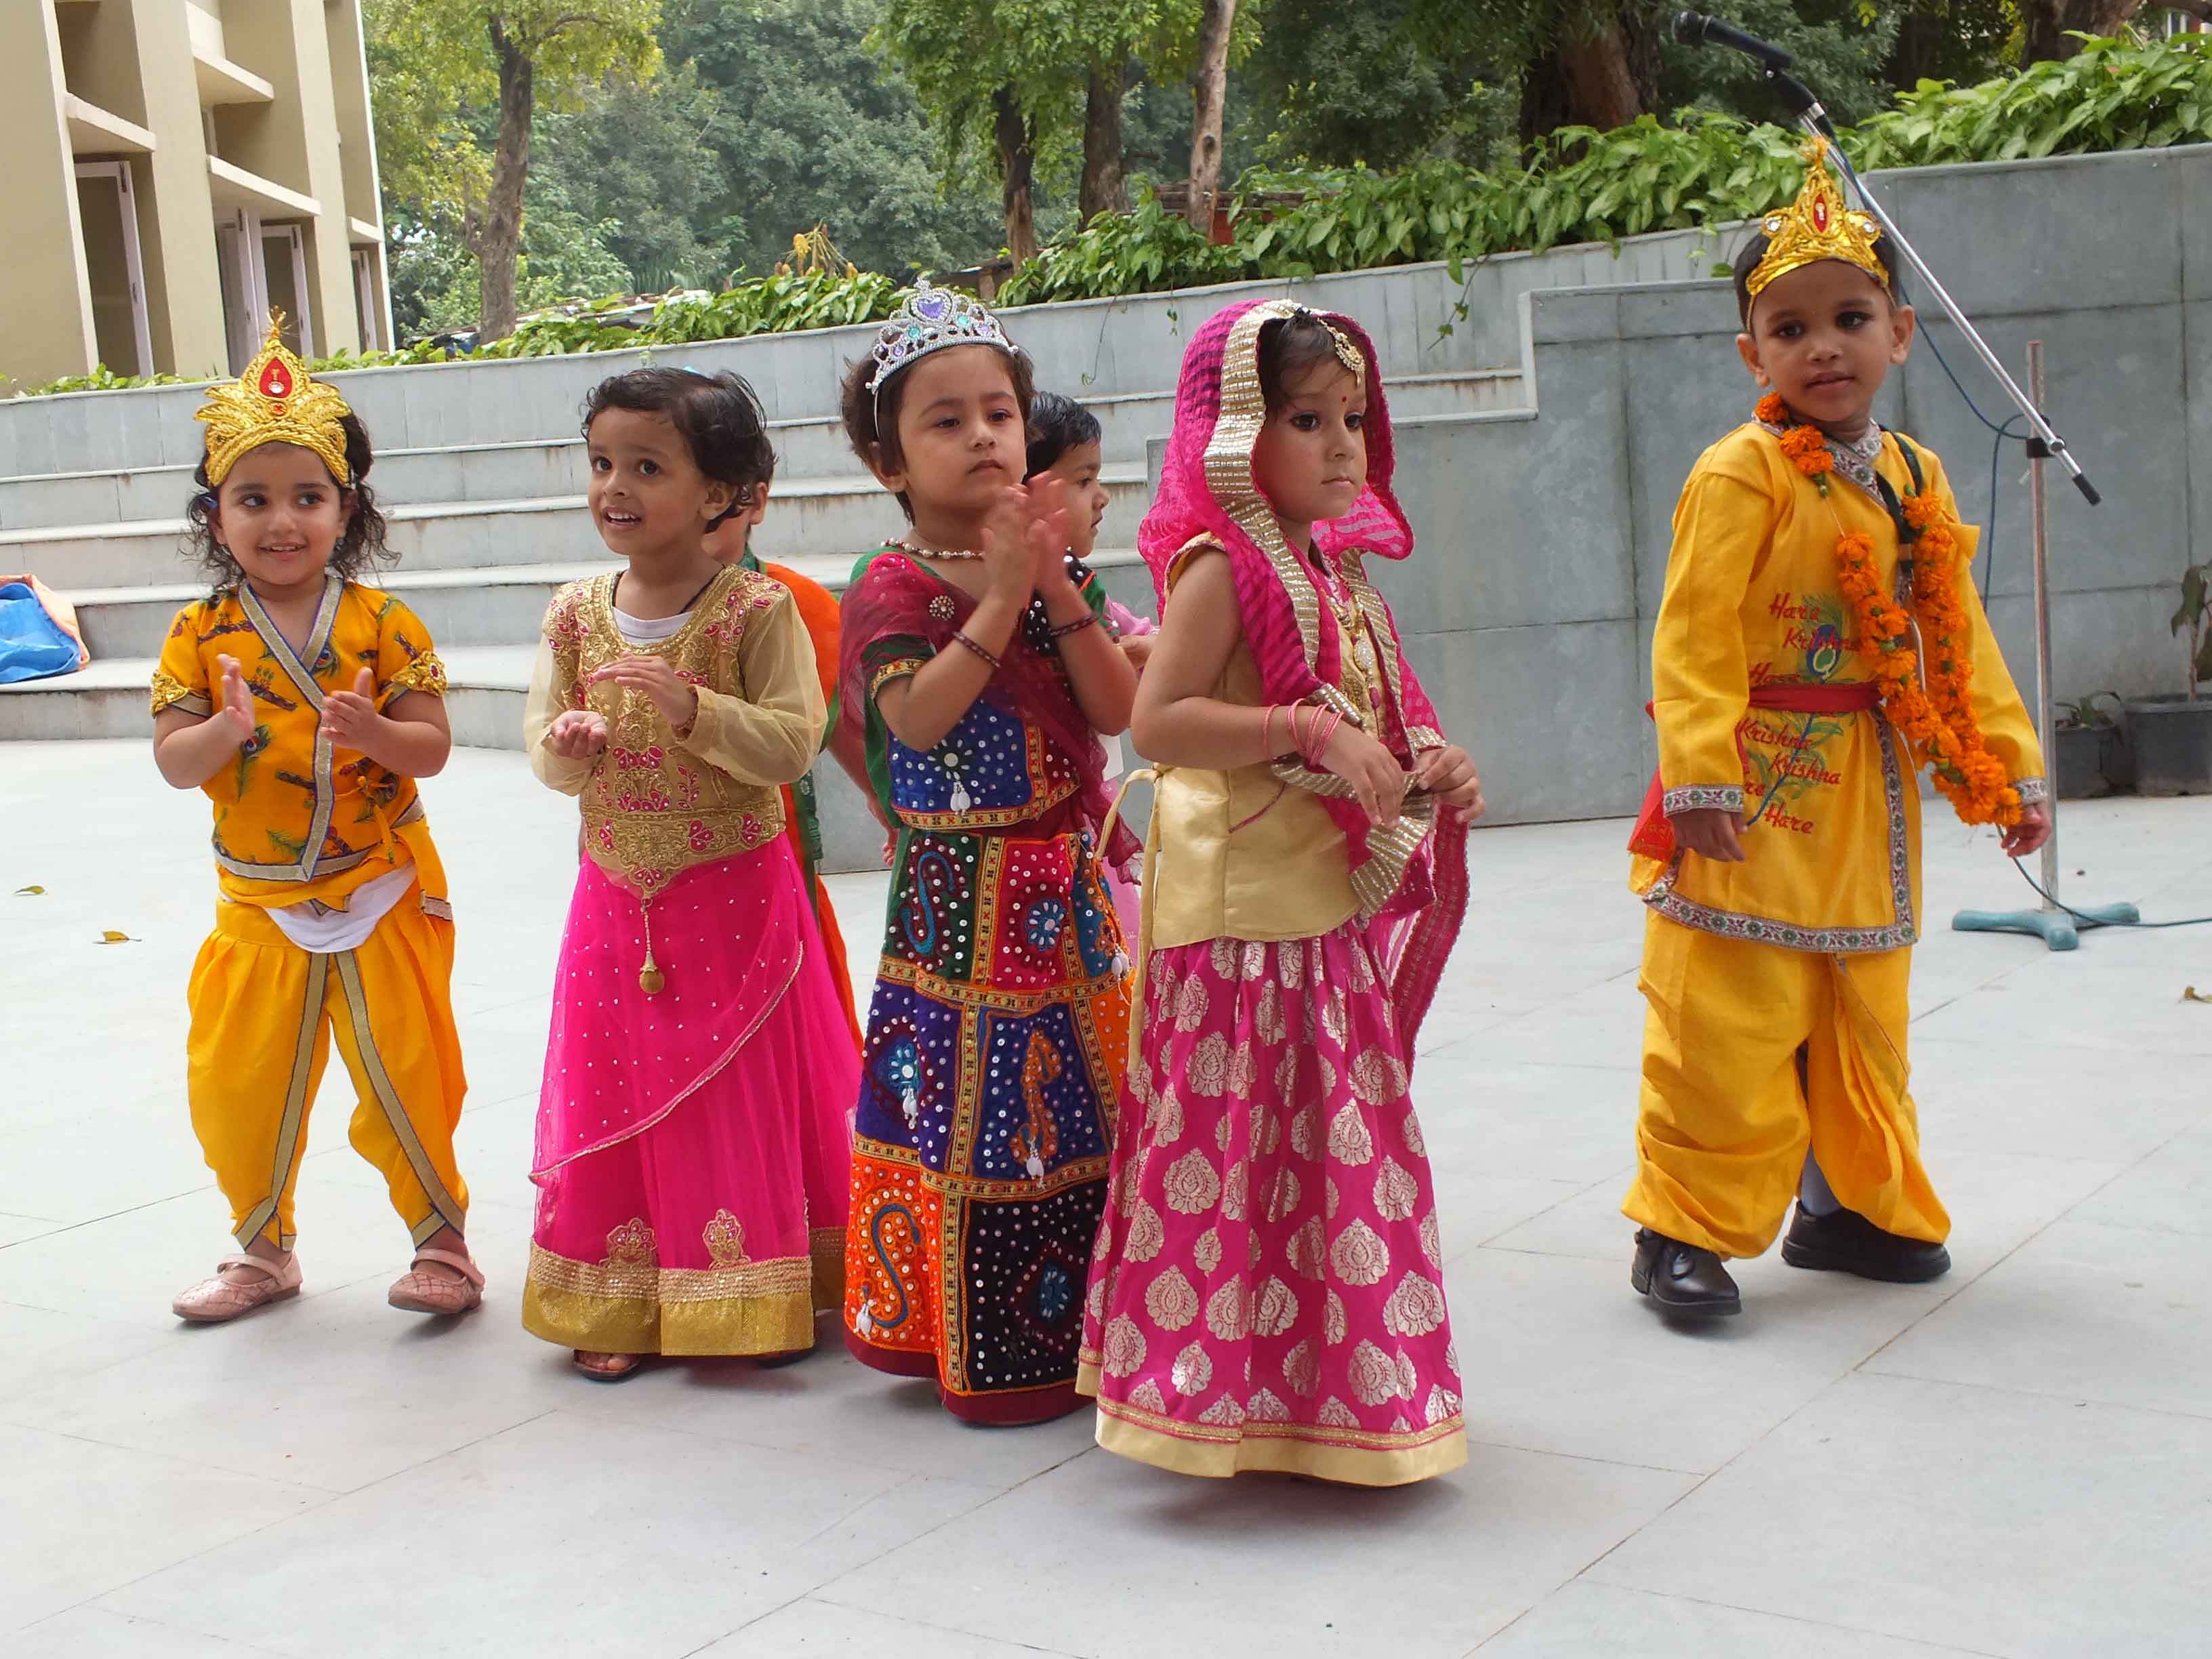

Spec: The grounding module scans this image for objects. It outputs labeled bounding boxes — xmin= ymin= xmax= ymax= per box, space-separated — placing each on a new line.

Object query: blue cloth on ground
xmin=0 ymin=581 xmax=82 ymax=684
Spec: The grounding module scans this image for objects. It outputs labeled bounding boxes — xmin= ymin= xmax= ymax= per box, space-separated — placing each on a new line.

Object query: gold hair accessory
xmin=195 ymin=312 xmax=353 ymax=487
xmin=1744 ymin=138 xmax=1885 ymax=305
xmin=1293 ymin=306 xmax=1367 ymax=383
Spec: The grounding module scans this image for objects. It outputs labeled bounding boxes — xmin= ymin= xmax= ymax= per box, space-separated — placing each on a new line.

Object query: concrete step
xmin=0 ymin=468 xmax=1153 ymax=591
xmin=0 ymin=368 xmax=1521 ymax=534
xmin=5 ymin=549 xmax=1160 ymax=744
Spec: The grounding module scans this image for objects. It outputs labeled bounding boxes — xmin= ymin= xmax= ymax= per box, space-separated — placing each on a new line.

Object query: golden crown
xmin=1744 ymin=138 xmax=1886 ymax=306
xmin=194 ymin=314 xmax=352 ymax=487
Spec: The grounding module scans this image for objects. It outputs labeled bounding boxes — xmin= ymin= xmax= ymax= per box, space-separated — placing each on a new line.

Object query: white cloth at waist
xmin=265 ymin=859 xmax=419 ymax=953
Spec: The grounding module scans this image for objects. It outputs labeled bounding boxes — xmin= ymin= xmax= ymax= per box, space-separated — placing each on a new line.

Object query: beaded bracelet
xmin=950 ymin=630 xmax=1001 ymax=670
xmin=1050 ymin=612 xmax=1099 ymax=640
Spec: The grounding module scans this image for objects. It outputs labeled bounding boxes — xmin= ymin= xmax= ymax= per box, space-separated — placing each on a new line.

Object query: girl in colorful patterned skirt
xmin=523 ymin=368 xmax=858 ymax=1380
xmin=1078 ymin=302 xmax=1485 ymax=1485
xmin=838 ymin=284 xmax=1139 ymax=1425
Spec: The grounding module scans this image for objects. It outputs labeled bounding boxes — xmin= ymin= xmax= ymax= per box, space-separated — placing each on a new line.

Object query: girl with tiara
xmin=1078 ymin=301 xmax=1485 ymax=1486
xmin=837 ymin=284 xmax=1139 ymax=1425
xmin=523 ymin=368 xmax=858 ymax=1380
xmin=154 ymin=318 xmax=479 ymax=1324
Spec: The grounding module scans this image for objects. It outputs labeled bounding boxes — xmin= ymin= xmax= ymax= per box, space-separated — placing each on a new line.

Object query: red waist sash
xmin=1628 ymin=682 xmax=1883 ymax=861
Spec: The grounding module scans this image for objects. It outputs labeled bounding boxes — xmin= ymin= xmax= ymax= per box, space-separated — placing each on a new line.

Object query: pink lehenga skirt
xmin=1077 ymin=925 xmax=1467 ymax=1486
xmin=523 ymin=839 xmax=858 ymax=1357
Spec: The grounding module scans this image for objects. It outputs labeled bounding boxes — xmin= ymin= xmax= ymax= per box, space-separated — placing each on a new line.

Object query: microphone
xmin=1672 ymin=11 xmax=1795 ymax=71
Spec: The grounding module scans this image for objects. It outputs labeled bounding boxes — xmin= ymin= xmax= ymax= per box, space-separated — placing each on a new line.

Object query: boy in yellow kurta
xmin=151 ymin=320 xmax=480 ymax=1324
xmin=1625 ymin=144 xmax=2050 ymax=1318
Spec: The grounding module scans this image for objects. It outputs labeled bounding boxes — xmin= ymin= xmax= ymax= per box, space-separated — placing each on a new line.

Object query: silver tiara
xmin=867 ymin=279 xmax=1017 ymax=405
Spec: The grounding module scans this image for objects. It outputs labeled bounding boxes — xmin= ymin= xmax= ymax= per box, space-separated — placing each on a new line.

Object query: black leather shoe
xmin=1780 ymin=1204 xmax=1950 ymax=1283
xmin=1631 ymin=1228 xmax=1741 ymax=1317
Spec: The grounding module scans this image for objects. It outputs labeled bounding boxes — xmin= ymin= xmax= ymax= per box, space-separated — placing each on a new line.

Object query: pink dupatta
xmin=1139 ymin=299 xmax=1469 ymax=1050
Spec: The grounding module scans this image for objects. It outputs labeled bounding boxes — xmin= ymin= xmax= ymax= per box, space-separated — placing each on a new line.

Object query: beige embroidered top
xmin=525 ymin=566 xmax=825 ymax=903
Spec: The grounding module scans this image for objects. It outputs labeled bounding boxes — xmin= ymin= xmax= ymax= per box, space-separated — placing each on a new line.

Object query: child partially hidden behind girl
xmin=155 ymin=319 xmax=480 ymax=1324
xmin=1080 ymin=302 xmax=1485 ymax=1486
xmin=838 ymin=284 xmax=1140 ymax=1424
xmin=523 ymin=368 xmax=859 ymax=1380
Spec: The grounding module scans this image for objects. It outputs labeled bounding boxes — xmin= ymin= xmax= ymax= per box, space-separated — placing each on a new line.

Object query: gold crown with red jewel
xmin=1744 ymin=138 xmax=1886 ymax=304
xmin=194 ymin=312 xmax=352 ymax=487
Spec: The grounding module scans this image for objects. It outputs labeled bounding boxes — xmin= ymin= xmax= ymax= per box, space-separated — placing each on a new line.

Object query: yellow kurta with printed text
xmin=1631 ymin=422 xmax=2045 ymax=953
xmin=150 ymin=577 xmax=451 ymax=912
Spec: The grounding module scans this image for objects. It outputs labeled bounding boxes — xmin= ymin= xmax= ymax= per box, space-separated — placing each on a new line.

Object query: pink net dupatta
xmin=1138 ymin=298 xmax=1469 ymax=1050
xmin=838 ymin=549 xmax=1139 ymax=868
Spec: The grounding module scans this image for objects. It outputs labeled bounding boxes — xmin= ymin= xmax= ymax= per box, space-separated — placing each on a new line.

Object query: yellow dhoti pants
xmin=186 ymin=895 xmax=469 ymax=1251
xmin=1624 ymin=914 xmax=1947 ymax=1259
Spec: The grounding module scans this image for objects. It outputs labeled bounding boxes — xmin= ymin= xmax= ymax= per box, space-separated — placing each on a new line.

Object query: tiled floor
xmin=5 ymin=739 xmax=2209 ymax=1658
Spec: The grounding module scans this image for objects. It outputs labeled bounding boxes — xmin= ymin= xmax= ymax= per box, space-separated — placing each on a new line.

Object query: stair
xmin=0 ymin=363 xmax=1525 ymax=762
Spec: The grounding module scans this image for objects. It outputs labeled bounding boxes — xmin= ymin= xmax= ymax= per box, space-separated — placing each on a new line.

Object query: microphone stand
xmin=1744 ymin=64 xmax=2135 ymax=951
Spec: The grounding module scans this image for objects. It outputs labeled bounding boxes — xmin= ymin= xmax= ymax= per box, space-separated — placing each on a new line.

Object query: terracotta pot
xmin=2123 ymin=694 xmax=2212 ymax=796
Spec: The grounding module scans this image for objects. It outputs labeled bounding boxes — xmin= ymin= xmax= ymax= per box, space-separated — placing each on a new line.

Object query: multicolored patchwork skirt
xmin=1078 ymin=926 xmax=1468 ymax=1486
xmin=844 ymin=825 xmax=1132 ymax=1423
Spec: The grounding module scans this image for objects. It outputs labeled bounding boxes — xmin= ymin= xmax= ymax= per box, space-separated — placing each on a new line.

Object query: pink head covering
xmin=1138 ymin=298 xmax=1468 ymax=1049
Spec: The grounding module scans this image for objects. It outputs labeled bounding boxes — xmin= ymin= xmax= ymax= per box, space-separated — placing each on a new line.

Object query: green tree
xmin=531 ymin=62 xmax=722 ymax=290
xmin=1658 ymin=1 xmax=1903 ymax=127
xmin=664 ymin=0 xmax=1003 ymax=279
xmin=366 ymin=0 xmax=660 ymax=341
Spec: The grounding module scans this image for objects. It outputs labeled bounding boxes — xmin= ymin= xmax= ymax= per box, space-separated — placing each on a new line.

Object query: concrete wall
xmin=1361 ymin=144 xmax=2212 ymax=824
xmin=0 ymin=219 xmax=1725 ymax=476
xmin=1 ymin=4 xmax=99 ymax=392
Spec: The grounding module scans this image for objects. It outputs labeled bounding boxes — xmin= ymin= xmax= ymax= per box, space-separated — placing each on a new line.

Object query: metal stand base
xmin=1951 ymin=899 xmax=2142 ymax=953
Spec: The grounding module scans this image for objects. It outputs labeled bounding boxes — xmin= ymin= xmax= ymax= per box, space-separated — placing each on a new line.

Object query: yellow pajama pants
xmin=186 ymin=895 xmax=469 ymax=1251
xmin=1624 ymin=914 xmax=1947 ymax=1260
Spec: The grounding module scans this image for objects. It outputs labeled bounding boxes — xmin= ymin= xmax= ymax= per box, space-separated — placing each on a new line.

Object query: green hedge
xmin=19 ymin=33 xmax=2209 ymax=398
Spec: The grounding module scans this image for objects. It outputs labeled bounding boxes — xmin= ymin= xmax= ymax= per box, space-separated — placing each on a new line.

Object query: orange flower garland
xmin=1757 ymin=392 xmax=2022 ymax=829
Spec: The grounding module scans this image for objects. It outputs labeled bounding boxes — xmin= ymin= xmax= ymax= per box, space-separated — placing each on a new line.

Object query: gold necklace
xmin=894 ymin=539 xmax=985 ymax=562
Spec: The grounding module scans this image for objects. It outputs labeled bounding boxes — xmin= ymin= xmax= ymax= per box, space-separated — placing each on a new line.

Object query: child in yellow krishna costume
xmin=151 ymin=319 xmax=480 ymax=1325
xmin=1625 ymin=144 xmax=2051 ymax=1318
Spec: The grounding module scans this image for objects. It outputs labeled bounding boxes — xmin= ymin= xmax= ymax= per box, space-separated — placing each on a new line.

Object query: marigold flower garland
xmin=1757 ymin=392 xmax=2022 ymax=829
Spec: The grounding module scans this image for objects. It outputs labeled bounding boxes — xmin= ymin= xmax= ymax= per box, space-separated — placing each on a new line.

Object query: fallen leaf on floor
xmin=2184 ymin=986 xmax=2212 ymax=1004
xmin=97 ymin=930 xmax=135 ymax=944
xmin=14 ymin=885 xmax=43 ymax=895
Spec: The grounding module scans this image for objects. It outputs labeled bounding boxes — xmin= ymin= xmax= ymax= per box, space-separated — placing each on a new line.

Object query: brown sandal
xmin=573 ymin=1351 xmax=644 ymax=1382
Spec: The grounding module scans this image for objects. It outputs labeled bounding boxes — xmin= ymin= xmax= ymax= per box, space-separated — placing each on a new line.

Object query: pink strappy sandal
xmin=387 ymin=1247 xmax=485 ymax=1315
xmin=173 ymin=1254 xmax=303 ymax=1323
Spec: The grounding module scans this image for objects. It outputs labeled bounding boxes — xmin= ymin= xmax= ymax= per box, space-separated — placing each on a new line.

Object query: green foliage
xmin=1004 ymin=33 xmax=2212 ymax=302
xmin=26 ymin=35 xmax=2211 ymax=398
xmin=661 ymin=0 xmax=1004 ymax=281
xmin=1658 ymin=1 xmax=1905 ymax=128
xmin=2176 ymin=560 xmax=2212 ymax=700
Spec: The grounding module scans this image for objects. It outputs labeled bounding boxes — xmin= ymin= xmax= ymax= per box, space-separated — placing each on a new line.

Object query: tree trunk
xmin=2021 ymin=0 xmax=2147 ymax=64
xmin=1186 ymin=0 xmax=1237 ymax=233
xmin=994 ymin=85 xmax=1039 ymax=265
xmin=1519 ymin=2 xmax=1663 ymax=150
xmin=1080 ymin=60 xmax=1130 ymax=223
xmin=472 ymin=17 xmax=534 ymax=342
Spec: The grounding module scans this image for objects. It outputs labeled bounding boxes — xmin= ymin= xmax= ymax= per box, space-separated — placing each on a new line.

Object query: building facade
xmin=3 ymin=1 xmax=392 ymax=396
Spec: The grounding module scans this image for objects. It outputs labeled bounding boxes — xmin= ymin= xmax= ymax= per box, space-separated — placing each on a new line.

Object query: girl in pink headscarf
xmin=1076 ymin=301 xmax=1485 ymax=1486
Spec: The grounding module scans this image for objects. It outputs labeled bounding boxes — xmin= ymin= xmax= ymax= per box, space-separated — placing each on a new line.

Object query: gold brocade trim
xmin=239 ymin=575 xmax=342 ymax=882
xmin=150 ymin=668 xmax=209 ymax=717
xmin=333 ymin=950 xmax=468 ymax=1240
xmin=213 ymin=797 xmax=425 ymax=886
xmin=525 ymin=1241 xmax=815 ymax=1306
xmin=871 ymin=657 xmax=928 ymax=696
xmin=235 ymin=950 xmax=328 ymax=1250
xmin=874 ymin=953 xmax=1129 ymax=1017
xmin=383 ymin=651 xmax=449 ymax=701
xmin=851 ymin=1128 xmax=1110 ymax=1204
xmin=521 ymin=1267 xmax=819 ymax=1357
xmin=1091 ymin=1395 xmax=1469 ymax=1488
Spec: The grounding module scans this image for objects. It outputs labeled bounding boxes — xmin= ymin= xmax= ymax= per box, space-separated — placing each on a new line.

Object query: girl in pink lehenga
xmin=522 ymin=368 xmax=859 ymax=1380
xmin=1077 ymin=302 xmax=1486 ymax=1485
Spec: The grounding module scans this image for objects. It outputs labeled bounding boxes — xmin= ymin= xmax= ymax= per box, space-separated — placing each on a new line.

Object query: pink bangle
xmin=1260 ymin=703 xmax=1278 ymax=763
xmin=950 ymin=630 xmax=1001 ymax=670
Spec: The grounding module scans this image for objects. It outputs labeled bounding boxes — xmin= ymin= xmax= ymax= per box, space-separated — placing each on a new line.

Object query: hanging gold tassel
xmin=638 ymin=906 xmax=665 ymax=995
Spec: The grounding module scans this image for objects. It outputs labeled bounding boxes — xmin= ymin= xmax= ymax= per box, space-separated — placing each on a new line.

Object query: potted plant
xmin=2053 ymin=692 xmax=2125 ymax=798
xmin=2126 ymin=560 xmax=2212 ymax=795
